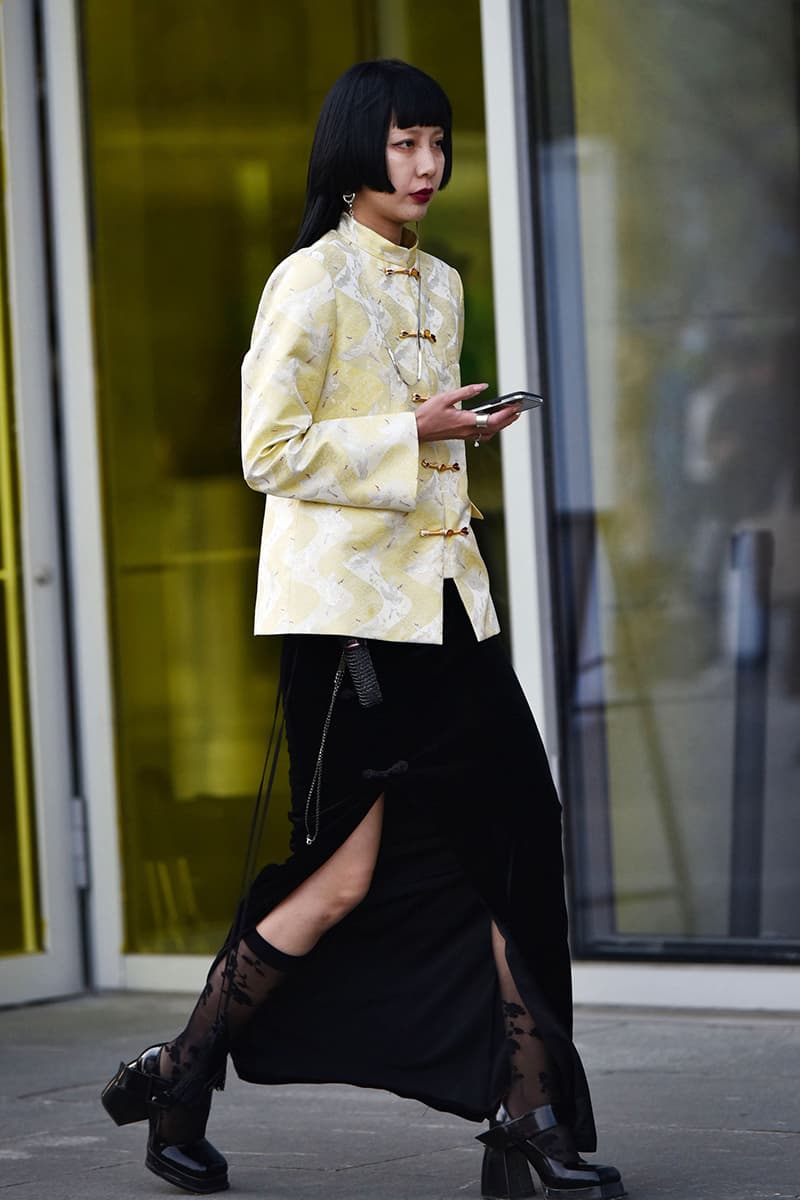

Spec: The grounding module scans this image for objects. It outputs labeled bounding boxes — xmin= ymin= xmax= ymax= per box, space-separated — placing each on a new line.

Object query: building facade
xmin=1 ymin=0 xmax=799 ymax=1008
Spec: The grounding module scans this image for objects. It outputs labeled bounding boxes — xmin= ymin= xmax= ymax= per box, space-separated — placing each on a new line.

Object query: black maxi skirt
xmin=230 ymin=581 xmax=597 ymax=1152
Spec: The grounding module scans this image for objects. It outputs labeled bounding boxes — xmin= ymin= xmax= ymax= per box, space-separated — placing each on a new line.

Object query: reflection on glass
xmin=0 ymin=126 xmax=42 ymax=957
xmin=532 ymin=0 xmax=800 ymax=955
xmin=81 ymin=0 xmax=501 ymax=953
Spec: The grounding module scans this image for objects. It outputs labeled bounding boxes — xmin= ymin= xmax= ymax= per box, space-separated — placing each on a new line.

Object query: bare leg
xmin=256 ymin=795 xmax=385 ymax=953
xmin=491 ymin=922 xmax=555 ymax=1118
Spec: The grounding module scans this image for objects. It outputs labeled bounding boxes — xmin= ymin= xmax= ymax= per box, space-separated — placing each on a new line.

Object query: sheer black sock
xmin=156 ymin=929 xmax=301 ymax=1141
xmin=501 ymin=991 xmax=554 ymax=1118
xmin=492 ymin=926 xmax=556 ymax=1119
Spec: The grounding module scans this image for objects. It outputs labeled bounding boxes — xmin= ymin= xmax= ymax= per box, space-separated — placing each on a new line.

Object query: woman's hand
xmin=415 ymin=383 xmax=521 ymax=445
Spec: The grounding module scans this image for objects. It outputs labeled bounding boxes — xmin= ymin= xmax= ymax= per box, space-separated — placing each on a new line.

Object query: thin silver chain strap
xmin=303 ymin=651 xmax=347 ymax=845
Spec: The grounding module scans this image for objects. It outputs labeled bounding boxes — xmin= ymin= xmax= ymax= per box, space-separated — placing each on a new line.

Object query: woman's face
xmin=352 ymin=122 xmax=446 ymax=244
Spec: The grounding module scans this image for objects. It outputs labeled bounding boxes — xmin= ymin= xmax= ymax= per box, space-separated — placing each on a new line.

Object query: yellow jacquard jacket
xmin=241 ymin=213 xmax=500 ymax=643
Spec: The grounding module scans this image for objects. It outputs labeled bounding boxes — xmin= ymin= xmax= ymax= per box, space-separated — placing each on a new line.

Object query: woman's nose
xmin=417 ymin=147 xmax=437 ymax=176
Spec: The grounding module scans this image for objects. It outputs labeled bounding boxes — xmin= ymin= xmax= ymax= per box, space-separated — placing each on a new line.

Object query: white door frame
xmin=37 ymin=0 xmax=125 ymax=989
xmin=479 ymin=0 xmax=561 ymax=769
xmin=0 ymin=0 xmax=82 ymax=1005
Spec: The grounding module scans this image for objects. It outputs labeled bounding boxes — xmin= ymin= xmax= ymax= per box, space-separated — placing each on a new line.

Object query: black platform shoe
xmin=477 ymin=1104 xmax=625 ymax=1200
xmin=101 ymin=1045 xmax=229 ymax=1194
xmin=145 ymin=1102 xmax=229 ymax=1195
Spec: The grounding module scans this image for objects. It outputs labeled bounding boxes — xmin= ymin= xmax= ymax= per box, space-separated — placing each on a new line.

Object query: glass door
xmin=0 ymin=0 xmax=82 ymax=1005
xmin=526 ymin=0 xmax=800 ymax=962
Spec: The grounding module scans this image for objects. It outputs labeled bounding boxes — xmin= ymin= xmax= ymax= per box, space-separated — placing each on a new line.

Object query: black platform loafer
xmin=478 ymin=1104 xmax=625 ymax=1200
xmin=101 ymin=1044 xmax=228 ymax=1194
xmin=146 ymin=1114 xmax=229 ymax=1195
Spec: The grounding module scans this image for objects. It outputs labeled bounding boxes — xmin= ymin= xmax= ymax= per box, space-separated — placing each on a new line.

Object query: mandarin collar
xmin=339 ymin=213 xmax=418 ymax=267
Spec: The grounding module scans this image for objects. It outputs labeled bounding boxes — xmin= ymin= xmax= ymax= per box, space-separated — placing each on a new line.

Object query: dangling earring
xmin=343 ymin=192 xmax=355 ymax=216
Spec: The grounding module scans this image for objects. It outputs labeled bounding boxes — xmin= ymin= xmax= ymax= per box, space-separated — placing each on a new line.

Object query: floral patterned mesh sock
xmin=492 ymin=925 xmax=556 ymax=1119
xmin=155 ymin=929 xmax=301 ymax=1141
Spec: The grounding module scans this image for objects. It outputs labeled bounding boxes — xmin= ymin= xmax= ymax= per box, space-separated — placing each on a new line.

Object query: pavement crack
xmin=238 ymin=1143 xmax=467 ymax=1174
xmin=16 ymin=1080 xmax=102 ymax=1100
xmin=330 ymin=1144 xmax=466 ymax=1172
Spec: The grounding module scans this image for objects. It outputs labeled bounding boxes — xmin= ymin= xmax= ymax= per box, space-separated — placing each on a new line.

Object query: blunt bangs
xmin=380 ymin=61 xmax=453 ymax=192
xmin=312 ymin=60 xmax=452 ymax=196
xmin=292 ymin=59 xmax=453 ymax=252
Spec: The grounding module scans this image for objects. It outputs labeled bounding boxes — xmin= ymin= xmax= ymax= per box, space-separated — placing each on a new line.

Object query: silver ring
xmin=473 ymin=411 xmax=489 ymax=448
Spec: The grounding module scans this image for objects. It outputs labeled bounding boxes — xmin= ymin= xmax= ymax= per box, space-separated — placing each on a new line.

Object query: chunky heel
xmin=101 ymin=1062 xmax=145 ymax=1126
xmin=477 ymin=1105 xmax=625 ymax=1200
xmin=100 ymin=1060 xmax=151 ymax=1126
xmin=481 ymin=1143 xmax=537 ymax=1199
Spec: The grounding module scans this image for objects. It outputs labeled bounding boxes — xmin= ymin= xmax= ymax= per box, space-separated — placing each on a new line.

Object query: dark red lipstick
xmin=410 ymin=188 xmax=434 ymax=203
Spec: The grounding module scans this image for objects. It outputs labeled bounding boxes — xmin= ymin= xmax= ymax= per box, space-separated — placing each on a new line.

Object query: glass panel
xmin=81 ymin=0 xmax=501 ymax=953
xmin=528 ymin=0 xmax=800 ymax=958
xmin=0 ymin=72 xmax=42 ymax=955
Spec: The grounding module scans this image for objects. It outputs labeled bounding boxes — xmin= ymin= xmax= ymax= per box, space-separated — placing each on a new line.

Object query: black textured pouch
xmin=343 ymin=638 xmax=383 ymax=708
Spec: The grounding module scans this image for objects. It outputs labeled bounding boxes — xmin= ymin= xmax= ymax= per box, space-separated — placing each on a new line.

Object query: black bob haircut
xmin=291 ymin=59 xmax=453 ymax=252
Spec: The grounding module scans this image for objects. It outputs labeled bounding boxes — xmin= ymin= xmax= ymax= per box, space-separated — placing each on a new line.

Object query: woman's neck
xmin=350 ymin=205 xmax=410 ymax=247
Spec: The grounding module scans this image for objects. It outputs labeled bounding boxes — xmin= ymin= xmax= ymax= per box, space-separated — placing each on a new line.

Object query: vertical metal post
xmin=728 ymin=528 xmax=774 ymax=938
xmin=40 ymin=0 xmax=124 ymax=986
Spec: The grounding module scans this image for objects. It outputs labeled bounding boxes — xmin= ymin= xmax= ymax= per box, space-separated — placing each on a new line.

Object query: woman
xmin=101 ymin=59 xmax=625 ymax=1200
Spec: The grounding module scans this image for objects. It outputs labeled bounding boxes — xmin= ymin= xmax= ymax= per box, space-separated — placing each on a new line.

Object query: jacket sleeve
xmin=241 ymin=252 xmax=419 ymax=511
xmin=454 ymin=268 xmax=465 ymax=362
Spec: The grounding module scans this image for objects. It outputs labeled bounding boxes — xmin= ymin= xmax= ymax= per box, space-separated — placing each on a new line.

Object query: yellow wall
xmin=0 ymin=60 xmax=42 ymax=956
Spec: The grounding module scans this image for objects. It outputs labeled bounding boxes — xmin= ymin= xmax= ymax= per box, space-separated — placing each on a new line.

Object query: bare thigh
xmin=255 ymin=795 xmax=384 ymax=956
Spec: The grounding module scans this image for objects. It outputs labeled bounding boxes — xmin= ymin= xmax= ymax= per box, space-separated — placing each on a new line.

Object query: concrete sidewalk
xmin=0 ymin=993 xmax=798 ymax=1199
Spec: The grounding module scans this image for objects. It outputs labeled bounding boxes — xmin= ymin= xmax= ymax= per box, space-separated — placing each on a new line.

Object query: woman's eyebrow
xmin=392 ymin=125 xmax=445 ymax=135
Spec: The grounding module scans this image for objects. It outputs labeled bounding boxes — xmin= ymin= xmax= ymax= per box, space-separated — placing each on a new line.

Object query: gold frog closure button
xmin=418 ymin=527 xmax=470 ymax=538
xmin=399 ymin=329 xmax=437 ymax=343
xmin=422 ymin=459 xmax=461 ymax=473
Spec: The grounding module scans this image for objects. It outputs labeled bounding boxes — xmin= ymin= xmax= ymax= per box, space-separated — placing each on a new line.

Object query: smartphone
xmin=472 ymin=390 xmax=544 ymax=415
